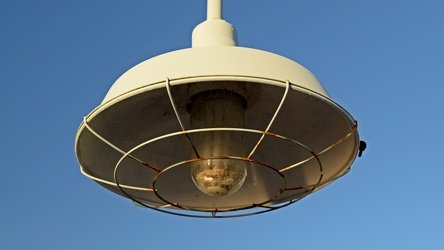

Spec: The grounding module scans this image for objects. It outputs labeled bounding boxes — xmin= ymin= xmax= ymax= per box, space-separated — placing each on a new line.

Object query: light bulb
xmin=189 ymin=90 xmax=247 ymax=197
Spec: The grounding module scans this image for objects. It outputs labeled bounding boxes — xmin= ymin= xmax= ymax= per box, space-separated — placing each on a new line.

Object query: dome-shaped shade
xmin=102 ymin=46 xmax=329 ymax=103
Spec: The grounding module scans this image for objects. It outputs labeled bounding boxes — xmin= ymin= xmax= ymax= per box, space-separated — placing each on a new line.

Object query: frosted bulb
xmin=189 ymin=90 xmax=247 ymax=197
xmin=192 ymin=159 xmax=247 ymax=197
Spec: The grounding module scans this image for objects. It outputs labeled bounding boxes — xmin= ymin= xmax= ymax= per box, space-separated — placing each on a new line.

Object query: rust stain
xmin=142 ymin=162 xmax=161 ymax=172
xmin=264 ymin=131 xmax=278 ymax=137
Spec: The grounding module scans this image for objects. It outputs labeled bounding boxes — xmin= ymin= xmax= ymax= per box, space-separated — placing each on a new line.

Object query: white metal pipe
xmin=207 ymin=0 xmax=222 ymax=19
xmin=193 ymin=0 xmax=236 ymax=47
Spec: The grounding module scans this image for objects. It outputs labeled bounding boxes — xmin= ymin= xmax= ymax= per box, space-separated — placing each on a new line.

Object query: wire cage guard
xmin=77 ymin=76 xmax=359 ymax=218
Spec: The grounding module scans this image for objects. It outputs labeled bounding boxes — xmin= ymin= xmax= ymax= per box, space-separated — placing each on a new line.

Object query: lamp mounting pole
xmin=192 ymin=0 xmax=237 ymax=47
xmin=207 ymin=0 xmax=222 ymax=20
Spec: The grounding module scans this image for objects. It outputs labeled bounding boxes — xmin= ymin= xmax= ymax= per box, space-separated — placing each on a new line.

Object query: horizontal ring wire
xmin=151 ymin=156 xmax=286 ymax=212
xmin=279 ymin=123 xmax=358 ymax=173
xmin=110 ymin=125 xmax=327 ymax=215
xmin=257 ymin=178 xmax=325 ymax=210
xmin=132 ymin=200 xmax=172 ymax=209
xmin=80 ymin=166 xmax=153 ymax=192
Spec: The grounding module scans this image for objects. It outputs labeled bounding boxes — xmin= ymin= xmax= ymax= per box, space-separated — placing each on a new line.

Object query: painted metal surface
xmin=75 ymin=0 xmax=360 ymax=217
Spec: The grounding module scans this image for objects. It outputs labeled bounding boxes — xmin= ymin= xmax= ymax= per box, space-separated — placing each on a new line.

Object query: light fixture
xmin=75 ymin=0 xmax=364 ymax=218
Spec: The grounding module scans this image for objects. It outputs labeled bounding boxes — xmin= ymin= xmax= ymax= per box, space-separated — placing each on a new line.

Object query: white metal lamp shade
xmin=75 ymin=1 xmax=360 ymax=218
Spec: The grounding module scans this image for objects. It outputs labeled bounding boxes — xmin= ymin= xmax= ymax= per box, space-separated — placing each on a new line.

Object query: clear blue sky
xmin=1 ymin=0 xmax=443 ymax=249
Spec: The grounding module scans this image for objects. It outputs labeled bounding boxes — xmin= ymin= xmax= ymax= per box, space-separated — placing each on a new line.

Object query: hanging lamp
xmin=75 ymin=0 xmax=363 ymax=218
